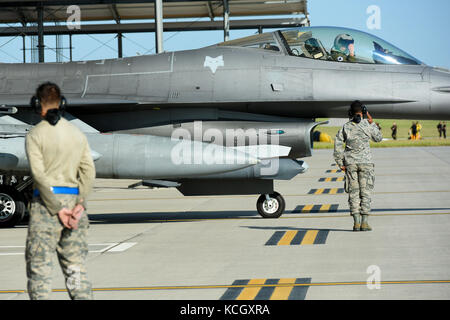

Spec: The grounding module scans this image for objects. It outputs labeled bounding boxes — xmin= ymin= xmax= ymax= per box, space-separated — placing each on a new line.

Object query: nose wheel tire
xmin=0 ymin=186 xmax=26 ymax=228
xmin=257 ymin=192 xmax=285 ymax=218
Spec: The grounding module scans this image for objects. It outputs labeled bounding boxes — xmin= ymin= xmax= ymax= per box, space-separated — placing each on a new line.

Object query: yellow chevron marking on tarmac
xmin=315 ymin=189 xmax=324 ymax=194
xmin=320 ymin=204 xmax=331 ymax=212
xmin=302 ymin=204 xmax=314 ymax=212
xmin=278 ymin=231 xmax=298 ymax=246
xmin=236 ymin=279 xmax=266 ymax=300
xmin=300 ymin=230 xmax=319 ymax=245
xmin=270 ymin=278 xmax=296 ymax=300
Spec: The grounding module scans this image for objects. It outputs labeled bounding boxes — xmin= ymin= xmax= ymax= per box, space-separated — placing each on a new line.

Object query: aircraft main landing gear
xmin=256 ymin=192 xmax=285 ymax=218
xmin=0 ymin=176 xmax=32 ymax=228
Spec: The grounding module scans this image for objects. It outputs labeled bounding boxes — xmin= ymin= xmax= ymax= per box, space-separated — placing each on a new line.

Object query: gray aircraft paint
xmin=118 ymin=120 xmax=323 ymax=159
xmin=0 ymin=129 xmax=262 ymax=180
xmin=0 ymin=31 xmax=449 ymax=122
xmin=0 ymin=27 xmax=449 ymax=226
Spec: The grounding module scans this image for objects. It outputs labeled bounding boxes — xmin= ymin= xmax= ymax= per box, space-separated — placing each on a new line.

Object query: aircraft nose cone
xmin=431 ymin=68 xmax=450 ymax=118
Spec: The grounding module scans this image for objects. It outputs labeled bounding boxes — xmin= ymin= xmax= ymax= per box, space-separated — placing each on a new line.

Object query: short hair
xmin=350 ymin=100 xmax=363 ymax=114
xmin=36 ymin=82 xmax=61 ymax=105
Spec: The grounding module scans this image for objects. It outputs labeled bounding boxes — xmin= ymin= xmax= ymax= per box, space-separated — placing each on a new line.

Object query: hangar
xmin=0 ymin=0 xmax=310 ymax=62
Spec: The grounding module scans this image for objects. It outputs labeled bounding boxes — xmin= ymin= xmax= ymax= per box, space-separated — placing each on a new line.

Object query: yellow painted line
xmin=320 ymin=204 xmax=331 ymax=212
xmin=300 ymin=230 xmax=319 ymax=245
xmin=236 ymin=279 xmax=266 ymax=300
xmin=315 ymin=189 xmax=324 ymax=195
xmin=2 ymin=280 xmax=450 ymax=295
xmin=0 ymin=290 xmax=26 ymax=294
xmin=325 ymin=178 xmax=332 ymax=182
xmin=122 ymin=211 xmax=450 ymax=224
xmin=329 ymin=188 xmax=337 ymax=195
xmin=270 ymin=278 xmax=296 ymax=300
xmin=89 ymin=279 xmax=450 ymax=290
xmin=125 ymin=211 xmax=450 ymax=223
xmin=302 ymin=204 xmax=314 ymax=212
xmin=277 ymin=231 xmax=298 ymax=246
xmin=338 ymin=177 xmax=344 ymax=181
xmin=88 ymin=190 xmax=450 ymax=202
xmin=307 ymin=280 xmax=450 ymax=287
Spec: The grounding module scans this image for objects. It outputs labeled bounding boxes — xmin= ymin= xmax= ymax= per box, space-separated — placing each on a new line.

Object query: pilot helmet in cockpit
xmin=333 ymin=33 xmax=354 ymax=55
xmin=331 ymin=33 xmax=356 ymax=62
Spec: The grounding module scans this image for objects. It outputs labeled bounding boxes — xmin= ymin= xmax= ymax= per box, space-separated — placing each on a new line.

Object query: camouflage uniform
xmin=334 ymin=119 xmax=383 ymax=230
xmin=330 ymin=50 xmax=357 ymax=63
xmin=26 ymin=195 xmax=91 ymax=300
xmin=25 ymin=118 xmax=95 ymax=300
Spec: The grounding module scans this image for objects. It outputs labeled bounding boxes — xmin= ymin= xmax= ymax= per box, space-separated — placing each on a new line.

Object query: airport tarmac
xmin=1 ymin=147 xmax=449 ymax=300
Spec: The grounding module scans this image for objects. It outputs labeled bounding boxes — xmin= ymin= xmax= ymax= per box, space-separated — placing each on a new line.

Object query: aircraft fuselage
xmin=0 ymin=45 xmax=449 ymax=122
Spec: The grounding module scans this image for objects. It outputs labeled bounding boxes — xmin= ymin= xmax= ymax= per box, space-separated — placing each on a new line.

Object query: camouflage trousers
xmin=344 ymin=163 xmax=375 ymax=216
xmin=25 ymin=194 xmax=92 ymax=300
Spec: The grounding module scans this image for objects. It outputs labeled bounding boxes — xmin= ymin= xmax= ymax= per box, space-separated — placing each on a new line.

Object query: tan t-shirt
xmin=25 ymin=117 xmax=96 ymax=215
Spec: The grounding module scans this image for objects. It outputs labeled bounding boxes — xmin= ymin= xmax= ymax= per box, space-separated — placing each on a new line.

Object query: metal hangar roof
xmin=0 ymin=0 xmax=309 ymax=23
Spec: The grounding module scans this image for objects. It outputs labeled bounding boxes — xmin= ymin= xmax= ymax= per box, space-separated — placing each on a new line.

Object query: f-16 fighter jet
xmin=0 ymin=27 xmax=448 ymax=227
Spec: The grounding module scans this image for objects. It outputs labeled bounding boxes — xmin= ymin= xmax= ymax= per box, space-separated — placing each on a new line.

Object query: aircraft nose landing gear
xmin=256 ymin=192 xmax=285 ymax=218
xmin=0 ymin=176 xmax=32 ymax=228
xmin=0 ymin=186 xmax=27 ymax=228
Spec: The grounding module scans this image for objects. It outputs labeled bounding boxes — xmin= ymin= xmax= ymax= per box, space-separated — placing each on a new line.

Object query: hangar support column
xmin=223 ymin=0 xmax=230 ymax=41
xmin=118 ymin=32 xmax=123 ymax=58
xmin=155 ymin=0 xmax=164 ymax=53
xmin=37 ymin=4 xmax=44 ymax=63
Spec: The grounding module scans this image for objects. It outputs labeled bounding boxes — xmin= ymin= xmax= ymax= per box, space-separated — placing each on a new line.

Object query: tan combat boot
xmin=352 ymin=213 xmax=361 ymax=232
xmin=360 ymin=215 xmax=372 ymax=231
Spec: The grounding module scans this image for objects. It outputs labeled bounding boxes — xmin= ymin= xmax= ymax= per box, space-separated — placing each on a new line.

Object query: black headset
xmin=30 ymin=82 xmax=67 ymax=125
xmin=30 ymin=94 xmax=67 ymax=115
xmin=348 ymin=101 xmax=368 ymax=118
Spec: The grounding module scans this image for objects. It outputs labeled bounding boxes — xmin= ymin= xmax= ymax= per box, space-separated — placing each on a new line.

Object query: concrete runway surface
xmin=1 ymin=147 xmax=449 ymax=300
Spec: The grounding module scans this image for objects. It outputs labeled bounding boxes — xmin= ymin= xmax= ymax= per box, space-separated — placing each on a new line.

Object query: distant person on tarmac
xmin=416 ymin=121 xmax=422 ymax=140
xmin=25 ymin=82 xmax=96 ymax=300
xmin=391 ymin=122 xmax=398 ymax=140
xmin=443 ymin=122 xmax=447 ymax=139
xmin=410 ymin=122 xmax=418 ymax=140
xmin=437 ymin=122 xmax=443 ymax=138
xmin=334 ymin=101 xmax=383 ymax=232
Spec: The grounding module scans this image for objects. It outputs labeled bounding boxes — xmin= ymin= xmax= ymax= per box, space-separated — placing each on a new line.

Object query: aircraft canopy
xmin=219 ymin=26 xmax=423 ymax=65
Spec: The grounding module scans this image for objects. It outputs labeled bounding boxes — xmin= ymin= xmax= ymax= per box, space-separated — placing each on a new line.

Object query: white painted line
xmin=94 ymin=243 xmax=118 ymax=253
xmin=0 ymin=243 xmax=121 ymax=256
xmin=107 ymin=242 xmax=137 ymax=252
xmin=0 ymin=246 xmax=26 ymax=248
xmin=0 ymin=243 xmax=137 ymax=255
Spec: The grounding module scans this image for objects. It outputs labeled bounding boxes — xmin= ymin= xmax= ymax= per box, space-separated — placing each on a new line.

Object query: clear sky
xmin=0 ymin=0 xmax=448 ymax=68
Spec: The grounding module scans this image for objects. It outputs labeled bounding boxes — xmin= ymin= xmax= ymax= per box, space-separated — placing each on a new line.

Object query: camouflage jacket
xmin=334 ymin=119 xmax=383 ymax=166
xmin=330 ymin=50 xmax=357 ymax=63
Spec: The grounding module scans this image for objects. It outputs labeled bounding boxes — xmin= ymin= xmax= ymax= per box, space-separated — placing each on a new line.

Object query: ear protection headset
xmin=30 ymin=82 xmax=67 ymax=125
xmin=30 ymin=95 xmax=66 ymax=115
xmin=348 ymin=101 xmax=368 ymax=121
